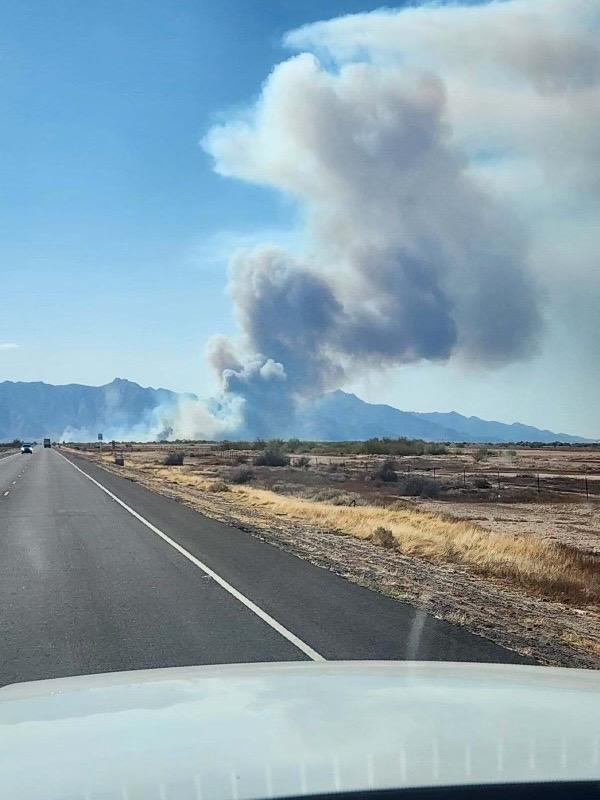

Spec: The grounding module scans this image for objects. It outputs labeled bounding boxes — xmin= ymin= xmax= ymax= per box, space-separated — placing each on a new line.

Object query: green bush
xmin=426 ymin=443 xmax=448 ymax=455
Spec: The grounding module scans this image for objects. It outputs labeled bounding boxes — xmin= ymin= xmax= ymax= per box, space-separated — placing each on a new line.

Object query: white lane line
xmin=3 ymin=491 xmax=9 ymax=496
xmin=56 ymin=451 xmax=325 ymax=662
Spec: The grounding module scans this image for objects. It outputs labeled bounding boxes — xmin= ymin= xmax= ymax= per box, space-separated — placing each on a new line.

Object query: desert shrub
xmin=371 ymin=458 xmax=398 ymax=483
xmin=473 ymin=447 xmax=490 ymax=462
xmin=229 ymin=465 xmax=255 ymax=484
xmin=254 ymin=447 xmax=290 ymax=467
xmin=362 ymin=438 xmax=423 ymax=456
xmin=426 ymin=443 xmax=448 ymax=455
xmin=371 ymin=526 xmax=397 ymax=549
xmin=506 ymin=449 xmax=517 ymax=457
xmin=473 ymin=477 xmax=491 ymax=489
xmin=397 ymin=475 xmax=440 ymax=498
xmin=295 ymin=456 xmax=311 ymax=469
xmin=207 ymin=480 xmax=230 ymax=492
xmin=327 ymin=462 xmax=339 ymax=472
xmin=163 ymin=452 xmax=184 ymax=466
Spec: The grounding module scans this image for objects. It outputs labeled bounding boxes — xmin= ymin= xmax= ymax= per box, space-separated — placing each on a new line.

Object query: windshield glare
xmin=0 ymin=1 xmax=598 ymax=798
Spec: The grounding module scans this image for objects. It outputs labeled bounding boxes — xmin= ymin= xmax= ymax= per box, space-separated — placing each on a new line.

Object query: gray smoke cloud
xmin=201 ymin=44 xmax=542 ymax=435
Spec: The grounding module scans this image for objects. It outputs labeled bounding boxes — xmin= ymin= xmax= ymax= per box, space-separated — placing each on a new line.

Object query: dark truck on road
xmin=43 ymin=438 xmax=51 ymax=448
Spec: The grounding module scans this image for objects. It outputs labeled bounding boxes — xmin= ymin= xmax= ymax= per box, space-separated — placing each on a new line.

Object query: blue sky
xmin=1 ymin=0 xmax=597 ymax=437
xmin=1 ymin=1 xmax=387 ymax=388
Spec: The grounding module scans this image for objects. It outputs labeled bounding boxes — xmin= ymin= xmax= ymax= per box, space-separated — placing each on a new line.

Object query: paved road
xmin=0 ymin=447 xmax=531 ymax=685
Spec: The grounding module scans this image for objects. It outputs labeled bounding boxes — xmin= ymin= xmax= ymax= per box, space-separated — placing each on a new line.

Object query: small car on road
xmin=20 ymin=443 xmax=33 ymax=454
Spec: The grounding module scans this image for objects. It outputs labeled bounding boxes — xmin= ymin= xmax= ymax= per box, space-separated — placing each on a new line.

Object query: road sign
xmin=98 ymin=433 xmax=103 ymax=441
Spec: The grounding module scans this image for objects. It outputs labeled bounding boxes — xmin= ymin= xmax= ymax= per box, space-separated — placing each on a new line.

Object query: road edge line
xmin=55 ymin=450 xmax=326 ymax=662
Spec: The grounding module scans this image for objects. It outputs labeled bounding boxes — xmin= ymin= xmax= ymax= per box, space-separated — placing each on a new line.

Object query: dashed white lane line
xmin=3 ymin=491 xmax=9 ymax=496
xmin=56 ymin=450 xmax=325 ymax=662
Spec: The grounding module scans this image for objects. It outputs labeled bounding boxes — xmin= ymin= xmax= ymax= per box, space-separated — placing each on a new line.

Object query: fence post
xmin=497 ymin=470 xmax=501 ymax=490
xmin=463 ymin=467 xmax=466 ymax=487
xmin=585 ymin=476 xmax=589 ymax=500
xmin=537 ymin=474 xmax=540 ymax=494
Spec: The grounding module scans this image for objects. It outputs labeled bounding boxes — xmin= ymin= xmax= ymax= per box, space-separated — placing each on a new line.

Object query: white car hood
xmin=1 ymin=661 xmax=598 ymax=799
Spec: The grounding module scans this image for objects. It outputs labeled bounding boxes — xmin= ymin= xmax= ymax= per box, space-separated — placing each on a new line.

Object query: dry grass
xmin=149 ymin=466 xmax=215 ymax=491
xmin=229 ymin=486 xmax=600 ymax=605
xmin=561 ymin=632 xmax=600 ymax=657
xmin=95 ymin=456 xmax=600 ymax=607
xmin=207 ymin=480 xmax=230 ymax=493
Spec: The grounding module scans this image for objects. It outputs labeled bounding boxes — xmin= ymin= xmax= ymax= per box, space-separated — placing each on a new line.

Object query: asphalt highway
xmin=0 ymin=447 xmax=531 ymax=685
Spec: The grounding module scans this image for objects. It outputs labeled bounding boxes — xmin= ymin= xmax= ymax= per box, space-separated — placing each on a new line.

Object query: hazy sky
xmin=1 ymin=0 xmax=598 ymax=437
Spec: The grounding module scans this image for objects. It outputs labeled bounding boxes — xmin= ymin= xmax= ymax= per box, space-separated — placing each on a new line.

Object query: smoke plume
xmin=172 ymin=0 xmax=598 ymax=439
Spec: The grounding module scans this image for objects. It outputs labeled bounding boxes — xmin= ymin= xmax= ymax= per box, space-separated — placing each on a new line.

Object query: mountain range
xmin=304 ymin=391 xmax=592 ymax=443
xmin=0 ymin=378 xmax=179 ymax=442
xmin=0 ymin=378 xmax=592 ymax=443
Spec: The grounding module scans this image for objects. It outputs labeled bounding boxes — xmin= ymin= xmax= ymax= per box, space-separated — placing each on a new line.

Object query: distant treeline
xmin=70 ymin=435 xmax=598 ymax=451
xmin=210 ymin=437 xmax=598 ymax=454
xmin=215 ymin=438 xmax=449 ymax=456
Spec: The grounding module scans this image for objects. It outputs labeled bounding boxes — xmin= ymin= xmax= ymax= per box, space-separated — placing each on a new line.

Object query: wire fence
xmin=287 ymin=456 xmax=600 ymax=499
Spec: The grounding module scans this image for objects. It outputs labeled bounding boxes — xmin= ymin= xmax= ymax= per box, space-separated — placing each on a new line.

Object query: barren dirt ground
xmin=68 ymin=443 xmax=600 ymax=668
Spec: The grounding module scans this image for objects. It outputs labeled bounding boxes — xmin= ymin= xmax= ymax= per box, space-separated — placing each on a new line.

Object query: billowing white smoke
xmin=172 ymin=0 xmax=599 ymax=439
xmin=59 ymin=394 xmax=242 ymax=443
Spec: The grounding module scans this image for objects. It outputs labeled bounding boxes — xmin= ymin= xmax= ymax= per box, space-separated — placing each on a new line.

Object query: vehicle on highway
xmin=1 ymin=661 xmax=598 ymax=800
xmin=43 ymin=438 xmax=51 ymax=448
xmin=20 ymin=443 xmax=32 ymax=454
